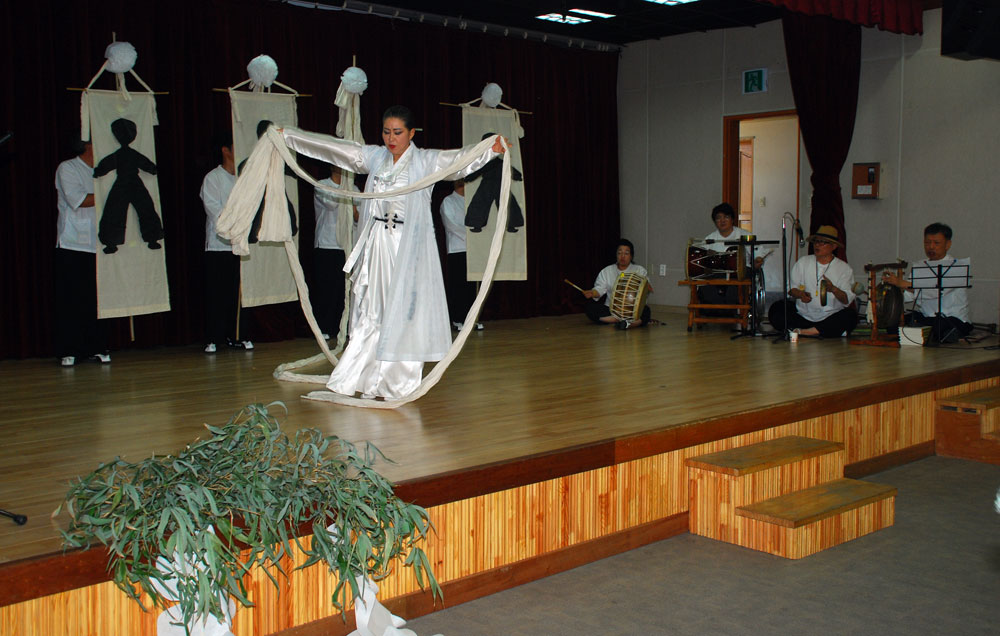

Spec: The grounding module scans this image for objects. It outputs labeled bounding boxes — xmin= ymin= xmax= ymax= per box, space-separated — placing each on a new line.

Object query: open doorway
xmin=722 ymin=110 xmax=800 ymax=295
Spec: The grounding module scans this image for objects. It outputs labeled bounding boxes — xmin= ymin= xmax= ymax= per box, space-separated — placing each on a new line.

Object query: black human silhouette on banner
xmin=464 ymin=132 xmax=524 ymax=234
xmin=239 ymin=119 xmax=298 ymax=243
xmin=94 ymin=118 xmax=163 ymax=253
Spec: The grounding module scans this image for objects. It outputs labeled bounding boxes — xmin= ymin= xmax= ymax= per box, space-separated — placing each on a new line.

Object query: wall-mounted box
xmin=852 ymin=163 xmax=880 ymax=199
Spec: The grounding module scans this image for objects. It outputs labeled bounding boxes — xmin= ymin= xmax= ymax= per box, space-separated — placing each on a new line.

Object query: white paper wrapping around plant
xmin=217 ymin=127 xmax=513 ymax=408
xmin=84 ymin=90 xmax=171 ymax=319
xmin=247 ymin=54 xmax=279 ymax=89
xmin=228 ymin=89 xmax=299 ymax=307
xmin=481 ymin=82 xmax=502 ymax=108
xmin=105 ymin=41 xmax=138 ymax=73
xmin=151 ymin=526 xmax=237 ymax=636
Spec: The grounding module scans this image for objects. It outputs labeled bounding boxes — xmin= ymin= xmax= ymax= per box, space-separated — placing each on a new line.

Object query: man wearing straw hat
xmin=768 ymin=225 xmax=858 ymax=338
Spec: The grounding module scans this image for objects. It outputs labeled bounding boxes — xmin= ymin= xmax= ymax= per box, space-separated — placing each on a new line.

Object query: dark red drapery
xmin=0 ymin=0 xmax=621 ymax=360
xmin=782 ymin=11 xmax=863 ymax=261
xmin=762 ymin=0 xmax=923 ymax=34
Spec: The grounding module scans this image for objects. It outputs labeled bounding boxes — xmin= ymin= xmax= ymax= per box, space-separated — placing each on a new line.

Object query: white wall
xmin=740 ymin=116 xmax=799 ymax=292
xmin=619 ymin=9 xmax=1000 ymax=324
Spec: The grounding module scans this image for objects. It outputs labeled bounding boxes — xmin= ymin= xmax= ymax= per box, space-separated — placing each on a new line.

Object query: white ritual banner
xmin=85 ymin=90 xmax=170 ymax=319
xmin=230 ymin=91 xmax=299 ymax=307
xmin=462 ymin=107 xmax=527 ymax=281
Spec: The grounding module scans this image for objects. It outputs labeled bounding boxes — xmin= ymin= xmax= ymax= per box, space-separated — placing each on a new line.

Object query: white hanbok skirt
xmin=327 ymin=215 xmax=422 ymax=398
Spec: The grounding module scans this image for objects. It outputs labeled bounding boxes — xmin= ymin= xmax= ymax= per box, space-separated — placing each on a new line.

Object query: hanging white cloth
xmin=82 ymin=70 xmax=170 ymax=319
xmin=228 ymin=89 xmax=300 ymax=307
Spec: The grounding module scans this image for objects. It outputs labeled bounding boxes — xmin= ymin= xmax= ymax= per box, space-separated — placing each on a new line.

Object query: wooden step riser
xmin=934 ymin=411 xmax=1000 ymax=466
xmin=736 ymin=497 xmax=895 ymax=559
xmin=688 ymin=452 xmax=845 ymax=541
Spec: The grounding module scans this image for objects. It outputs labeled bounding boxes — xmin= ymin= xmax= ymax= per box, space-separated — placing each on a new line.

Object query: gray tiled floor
xmin=407 ymin=456 xmax=1000 ymax=635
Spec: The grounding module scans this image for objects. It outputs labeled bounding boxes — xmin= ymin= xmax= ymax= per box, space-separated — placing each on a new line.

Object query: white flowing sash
xmin=218 ymin=127 xmax=512 ymax=409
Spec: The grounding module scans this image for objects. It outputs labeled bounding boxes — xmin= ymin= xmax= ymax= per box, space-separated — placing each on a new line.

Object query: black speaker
xmin=941 ymin=0 xmax=1000 ymax=61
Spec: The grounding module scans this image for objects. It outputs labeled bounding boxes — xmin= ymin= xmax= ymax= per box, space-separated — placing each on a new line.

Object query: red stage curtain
xmin=782 ymin=12 xmax=862 ymax=261
xmin=761 ymin=0 xmax=923 ymax=34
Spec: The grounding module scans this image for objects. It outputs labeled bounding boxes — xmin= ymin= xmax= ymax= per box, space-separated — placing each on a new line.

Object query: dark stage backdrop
xmin=0 ymin=0 xmax=621 ymax=360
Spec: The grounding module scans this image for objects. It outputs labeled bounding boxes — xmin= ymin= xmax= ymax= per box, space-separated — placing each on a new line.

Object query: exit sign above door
xmin=743 ymin=68 xmax=768 ymax=94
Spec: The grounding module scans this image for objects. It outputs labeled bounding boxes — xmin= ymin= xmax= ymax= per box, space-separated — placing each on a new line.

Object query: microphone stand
xmin=0 ymin=508 xmax=27 ymax=525
xmin=771 ymin=214 xmax=792 ymax=343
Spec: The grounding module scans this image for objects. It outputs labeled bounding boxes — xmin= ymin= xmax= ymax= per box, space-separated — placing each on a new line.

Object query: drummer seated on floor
xmin=768 ymin=225 xmax=858 ymax=338
xmin=697 ymin=202 xmax=761 ymax=313
xmin=584 ymin=238 xmax=653 ymax=330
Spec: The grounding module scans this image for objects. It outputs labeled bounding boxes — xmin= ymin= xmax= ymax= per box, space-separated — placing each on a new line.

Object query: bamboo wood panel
xmin=737 ymin=497 xmax=895 ymax=559
xmin=687 ymin=450 xmax=845 ymax=542
xmin=2 ymin=376 xmax=996 ymax=634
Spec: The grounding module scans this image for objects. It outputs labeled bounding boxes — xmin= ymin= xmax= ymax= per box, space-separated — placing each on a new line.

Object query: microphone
xmin=793 ymin=219 xmax=805 ymax=248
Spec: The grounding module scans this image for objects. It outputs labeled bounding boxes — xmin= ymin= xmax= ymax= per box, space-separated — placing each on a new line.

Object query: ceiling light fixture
xmin=536 ymin=13 xmax=591 ymax=25
xmin=569 ymin=9 xmax=615 ymax=19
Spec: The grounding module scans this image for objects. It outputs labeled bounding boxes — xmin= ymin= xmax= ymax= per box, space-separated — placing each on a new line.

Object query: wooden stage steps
xmin=935 ymin=386 xmax=1000 ymax=465
xmin=686 ymin=436 xmax=896 ymax=559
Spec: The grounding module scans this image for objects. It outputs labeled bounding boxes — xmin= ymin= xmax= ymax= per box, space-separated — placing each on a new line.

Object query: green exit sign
xmin=742 ymin=68 xmax=768 ymax=94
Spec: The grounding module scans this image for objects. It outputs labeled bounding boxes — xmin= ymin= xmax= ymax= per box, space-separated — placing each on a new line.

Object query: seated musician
xmin=768 ymin=225 xmax=858 ymax=337
xmin=883 ymin=222 xmax=972 ymax=343
xmin=704 ymin=202 xmax=750 ymax=249
xmin=584 ymin=238 xmax=653 ymax=329
xmin=698 ymin=202 xmax=761 ymax=309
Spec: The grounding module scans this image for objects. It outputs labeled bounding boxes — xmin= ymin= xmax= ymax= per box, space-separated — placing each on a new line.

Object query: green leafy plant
xmin=59 ymin=402 xmax=440 ymax=630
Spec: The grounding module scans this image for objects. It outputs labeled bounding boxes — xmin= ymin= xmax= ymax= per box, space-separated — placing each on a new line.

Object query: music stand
xmin=909 ymin=258 xmax=972 ymax=342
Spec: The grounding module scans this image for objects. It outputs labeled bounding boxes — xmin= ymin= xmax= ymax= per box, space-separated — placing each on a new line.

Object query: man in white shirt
xmin=312 ymin=165 xmax=359 ymax=338
xmin=583 ymin=238 xmax=653 ymax=329
xmin=439 ymin=180 xmax=482 ymax=330
xmin=698 ymin=202 xmax=756 ymax=312
xmin=54 ymin=139 xmax=109 ymax=366
xmin=768 ymin=225 xmax=857 ymax=337
xmin=200 ymin=132 xmax=252 ymax=353
xmin=884 ymin=222 xmax=972 ymax=343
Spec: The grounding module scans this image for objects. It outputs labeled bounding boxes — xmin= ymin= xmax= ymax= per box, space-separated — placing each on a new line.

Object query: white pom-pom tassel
xmin=341 ymin=67 xmax=368 ymax=95
xmin=105 ymin=42 xmax=138 ymax=74
xmin=481 ymin=82 xmax=503 ymax=108
xmin=247 ymin=55 xmax=279 ymax=89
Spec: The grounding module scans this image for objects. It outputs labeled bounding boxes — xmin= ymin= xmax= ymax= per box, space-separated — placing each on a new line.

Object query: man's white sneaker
xmin=241 ymin=341 xmax=254 ymax=350
xmin=452 ymin=321 xmax=463 ymax=330
xmin=475 ymin=322 xmax=484 ymax=331
xmin=91 ymin=353 xmax=111 ymax=363
xmin=204 ymin=343 xmax=217 ymax=353
xmin=61 ymin=356 xmax=75 ymax=367
xmin=321 ymin=333 xmax=331 ymax=340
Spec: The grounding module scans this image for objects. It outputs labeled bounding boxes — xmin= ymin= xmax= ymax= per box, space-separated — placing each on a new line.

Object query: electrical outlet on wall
xmin=659 ymin=264 xmax=666 ymax=276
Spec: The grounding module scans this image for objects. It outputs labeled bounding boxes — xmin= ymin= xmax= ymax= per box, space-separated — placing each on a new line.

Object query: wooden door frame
xmin=722 ymin=110 xmax=800 ymax=225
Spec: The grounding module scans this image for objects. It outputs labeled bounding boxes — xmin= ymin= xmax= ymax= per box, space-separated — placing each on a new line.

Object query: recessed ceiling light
xmin=570 ymin=9 xmax=616 ymax=19
xmin=536 ymin=13 xmax=591 ymax=25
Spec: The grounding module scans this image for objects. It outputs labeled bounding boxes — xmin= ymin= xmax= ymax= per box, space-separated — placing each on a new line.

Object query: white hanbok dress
xmin=281 ymin=128 xmax=497 ymax=398
xmin=330 ymin=149 xmax=420 ymax=398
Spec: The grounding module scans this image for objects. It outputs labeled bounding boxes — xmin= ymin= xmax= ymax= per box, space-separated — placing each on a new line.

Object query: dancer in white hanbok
xmin=282 ymin=106 xmax=505 ymax=398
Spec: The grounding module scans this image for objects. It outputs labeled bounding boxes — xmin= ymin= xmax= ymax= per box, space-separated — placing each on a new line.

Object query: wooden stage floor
xmin=2 ymin=307 xmax=998 ymax=569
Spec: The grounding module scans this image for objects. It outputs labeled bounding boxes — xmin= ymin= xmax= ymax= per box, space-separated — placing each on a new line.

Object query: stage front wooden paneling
xmin=1 ymin=309 xmax=998 ymax=635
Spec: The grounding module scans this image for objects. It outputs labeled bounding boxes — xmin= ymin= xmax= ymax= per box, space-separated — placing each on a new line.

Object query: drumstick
xmin=564 ymin=279 xmax=588 ymax=294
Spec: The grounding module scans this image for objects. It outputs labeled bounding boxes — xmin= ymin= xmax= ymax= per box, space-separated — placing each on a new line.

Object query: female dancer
xmin=282 ymin=106 xmax=505 ymax=398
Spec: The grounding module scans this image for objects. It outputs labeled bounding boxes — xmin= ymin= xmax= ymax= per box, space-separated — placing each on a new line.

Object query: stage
xmin=1 ymin=307 xmax=998 ymax=633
